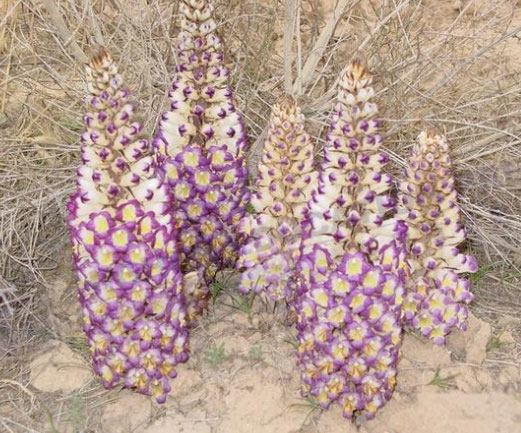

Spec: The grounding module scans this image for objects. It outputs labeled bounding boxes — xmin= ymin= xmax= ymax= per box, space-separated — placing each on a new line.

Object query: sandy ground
xmin=21 ymin=266 xmax=520 ymax=433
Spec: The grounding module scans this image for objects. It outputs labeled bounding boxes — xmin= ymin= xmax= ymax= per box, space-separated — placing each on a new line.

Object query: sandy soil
xmin=24 ymin=267 xmax=520 ymax=433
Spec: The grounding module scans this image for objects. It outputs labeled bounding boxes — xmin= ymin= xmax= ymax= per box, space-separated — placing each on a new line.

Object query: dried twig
xmin=293 ymin=0 xmax=353 ymax=94
xmin=283 ymin=0 xmax=298 ymax=93
xmin=39 ymin=0 xmax=88 ymax=63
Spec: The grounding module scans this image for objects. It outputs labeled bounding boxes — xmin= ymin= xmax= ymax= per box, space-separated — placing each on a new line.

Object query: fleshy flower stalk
xmin=67 ymin=52 xmax=188 ymax=403
xmin=237 ymin=95 xmax=317 ymax=303
xmin=399 ymin=130 xmax=478 ymax=344
xmin=295 ymin=57 xmax=407 ymax=419
xmin=153 ymin=0 xmax=249 ymax=320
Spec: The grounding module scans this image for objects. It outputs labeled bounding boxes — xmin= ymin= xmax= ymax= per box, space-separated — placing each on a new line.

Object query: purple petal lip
xmin=420 ymin=223 xmax=431 ymax=233
xmin=90 ymin=131 xmax=100 ymax=142
xmin=106 ymin=123 xmax=117 ymax=134
xmin=178 ymin=124 xmax=188 ymax=136
xmin=342 ymin=124 xmax=352 ymax=135
xmin=364 ymin=191 xmax=375 ymax=202
xmin=347 ymin=211 xmax=360 ymax=226
xmin=466 ymin=256 xmax=479 ymax=273
xmin=349 ymin=139 xmax=359 ymax=150
xmin=99 ymin=147 xmax=110 ymax=160
xmin=348 ymin=172 xmax=359 ymax=185
xmin=98 ymin=111 xmax=108 ymax=122
xmin=336 ymin=195 xmax=347 ymax=206
xmin=359 ymin=153 xmax=370 ymax=164
xmin=84 ymin=114 xmax=93 ymax=127
xmin=411 ymin=245 xmax=423 ymax=255
xmin=194 ymin=105 xmax=204 ymax=117
xmin=108 ymin=185 xmax=120 ymax=196
xmin=205 ymin=87 xmax=215 ymax=98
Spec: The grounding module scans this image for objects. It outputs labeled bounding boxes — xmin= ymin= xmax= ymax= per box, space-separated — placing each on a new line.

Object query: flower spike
xmin=399 ymin=130 xmax=477 ymax=344
xmin=237 ymin=95 xmax=318 ymax=303
xmin=67 ymin=52 xmax=189 ymax=403
xmin=154 ymin=0 xmax=250 ymax=320
xmin=296 ymin=57 xmax=407 ymax=419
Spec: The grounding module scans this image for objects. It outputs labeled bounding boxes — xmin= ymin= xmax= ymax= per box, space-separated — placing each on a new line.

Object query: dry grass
xmin=1 ymin=0 xmax=521 ymax=430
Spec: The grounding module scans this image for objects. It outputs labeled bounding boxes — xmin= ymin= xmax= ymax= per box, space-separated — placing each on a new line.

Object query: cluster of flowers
xmin=67 ymin=0 xmax=478 ymax=417
xmin=238 ymin=58 xmax=477 ymax=419
xmin=67 ymin=53 xmax=188 ymax=403
xmin=237 ymin=95 xmax=317 ymax=303
xmin=153 ymin=0 xmax=249 ymax=321
xmin=294 ymin=59 xmax=407 ymax=419
xmin=399 ymin=131 xmax=478 ymax=344
xmin=67 ymin=0 xmax=248 ymax=402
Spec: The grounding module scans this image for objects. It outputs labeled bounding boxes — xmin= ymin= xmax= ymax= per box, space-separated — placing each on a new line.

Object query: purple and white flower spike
xmin=399 ymin=130 xmax=477 ymax=344
xmin=295 ymin=57 xmax=407 ymax=419
xmin=67 ymin=52 xmax=189 ymax=403
xmin=153 ymin=0 xmax=250 ymax=321
xmin=237 ymin=95 xmax=317 ymax=303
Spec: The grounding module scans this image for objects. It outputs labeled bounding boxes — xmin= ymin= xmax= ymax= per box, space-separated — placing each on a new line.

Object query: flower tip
xmin=416 ymin=129 xmax=450 ymax=155
xmin=277 ymin=93 xmax=296 ymax=108
xmin=89 ymin=50 xmax=112 ymax=69
xmin=418 ymin=129 xmax=447 ymax=146
xmin=422 ymin=128 xmax=439 ymax=139
xmin=347 ymin=54 xmax=368 ymax=80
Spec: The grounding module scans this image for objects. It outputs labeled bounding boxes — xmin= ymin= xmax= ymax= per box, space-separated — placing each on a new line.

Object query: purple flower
xmin=294 ymin=58 xmax=406 ymax=419
xmin=398 ymin=131 xmax=477 ymax=344
xmin=67 ymin=51 xmax=188 ymax=404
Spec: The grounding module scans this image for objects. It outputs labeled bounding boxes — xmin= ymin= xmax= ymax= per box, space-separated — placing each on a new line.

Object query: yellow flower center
xmin=112 ymin=230 xmax=128 ymax=248
xmin=122 ymin=206 xmax=136 ymax=222
xmin=94 ymin=216 xmax=109 ymax=233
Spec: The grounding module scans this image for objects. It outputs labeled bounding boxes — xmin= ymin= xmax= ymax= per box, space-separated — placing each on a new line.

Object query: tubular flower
xmin=66 ymin=53 xmax=189 ymax=403
xmin=237 ymin=96 xmax=318 ymax=303
xmin=153 ymin=0 xmax=249 ymax=320
xmin=295 ymin=58 xmax=407 ymax=419
xmin=398 ymin=131 xmax=477 ymax=344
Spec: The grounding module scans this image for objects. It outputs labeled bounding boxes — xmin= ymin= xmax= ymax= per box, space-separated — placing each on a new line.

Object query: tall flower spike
xmin=67 ymin=52 xmax=189 ymax=403
xmin=399 ymin=130 xmax=477 ymax=344
xmin=237 ymin=95 xmax=318 ymax=303
xmin=295 ymin=57 xmax=407 ymax=419
xmin=153 ymin=0 xmax=250 ymax=320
